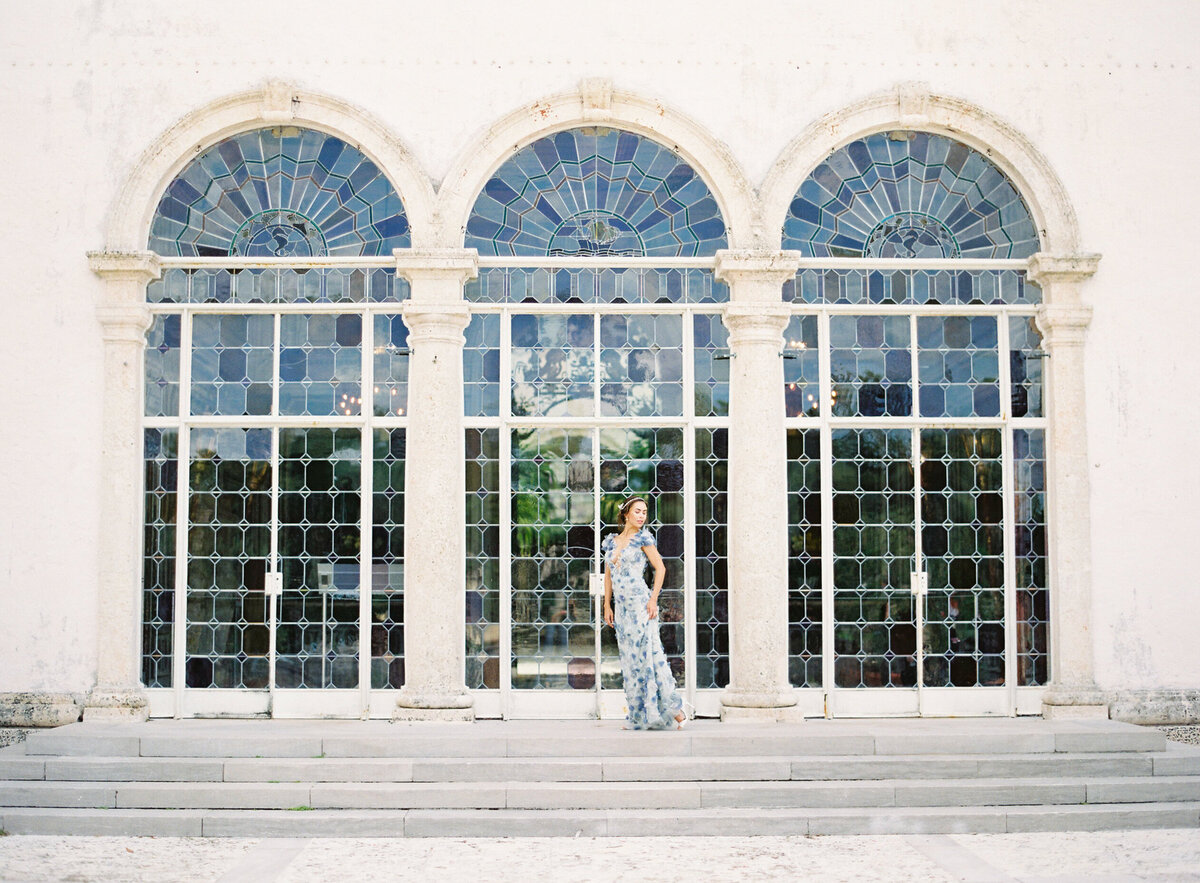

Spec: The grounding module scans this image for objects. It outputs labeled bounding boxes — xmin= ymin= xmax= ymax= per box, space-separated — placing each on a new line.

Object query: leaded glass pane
xmin=373 ymin=315 xmax=410 ymax=417
xmin=143 ymin=428 xmax=177 ymax=688
xmin=279 ymin=314 xmax=362 ymax=418
xmin=510 ymin=314 xmax=595 ymax=417
xmin=917 ymin=316 xmax=1000 ymax=418
xmin=185 ymin=428 xmax=272 ymax=689
xmin=829 ymin=315 xmax=912 ymax=417
xmin=276 ymin=428 xmax=361 ymax=689
xmin=695 ymin=428 xmax=729 ymax=689
xmin=372 ymin=428 xmax=405 ymax=689
xmin=510 ymin=428 xmax=599 ymax=689
xmin=600 ymin=314 xmax=683 ymax=417
xmin=1010 ymin=315 xmax=1045 ymax=418
xmin=465 ymin=428 xmax=500 ymax=689
xmin=1015 ymin=429 xmax=1048 ymax=686
xmin=784 ymin=315 xmax=821 ymax=418
xmin=464 ymin=314 xmax=500 ymax=418
xmin=920 ymin=429 xmax=1006 ymax=687
xmin=601 ymin=427 xmax=686 ymax=685
xmin=784 ymin=132 xmax=1039 ymax=259
xmin=149 ymin=128 xmax=410 ymax=257
xmin=465 ymin=267 xmax=727 ymax=305
xmin=145 ymin=315 xmax=181 ymax=418
xmin=787 ymin=429 xmax=822 ymax=688
xmin=783 ymin=269 xmax=1039 ymax=306
xmin=148 ymin=268 xmax=404 ymax=305
xmin=693 ymin=313 xmax=729 ymax=418
xmin=832 ymin=428 xmax=916 ymax=688
xmin=467 ymin=128 xmax=726 ymax=257
xmin=190 ymin=314 xmax=274 ymax=417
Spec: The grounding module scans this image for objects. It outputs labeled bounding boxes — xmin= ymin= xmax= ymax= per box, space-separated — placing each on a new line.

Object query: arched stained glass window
xmin=784 ymin=132 xmax=1039 ymax=259
xmin=149 ymin=127 xmax=410 ymax=257
xmin=466 ymin=127 xmax=727 ymax=257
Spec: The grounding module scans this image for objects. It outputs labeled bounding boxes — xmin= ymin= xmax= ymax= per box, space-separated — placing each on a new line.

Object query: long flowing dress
xmin=602 ymin=528 xmax=684 ymax=730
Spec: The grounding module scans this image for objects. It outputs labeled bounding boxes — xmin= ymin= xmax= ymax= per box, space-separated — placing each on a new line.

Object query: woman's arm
xmin=643 ymin=543 xmax=666 ymax=620
xmin=603 ymin=561 xmax=614 ymax=627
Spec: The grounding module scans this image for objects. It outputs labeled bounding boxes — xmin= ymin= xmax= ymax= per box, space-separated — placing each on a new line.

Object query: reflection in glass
xmin=372 ymin=428 xmax=405 ymax=688
xmin=279 ymin=314 xmax=362 ymax=418
xmin=1015 ymin=429 xmax=1048 ymax=685
xmin=511 ymin=314 xmax=595 ymax=417
xmin=917 ymin=316 xmax=1000 ymax=418
xmin=465 ymin=428 xmax=501 ymax=689
xmin=600 ymin=314 xmax=683 ymax=417
xmin=692 ymin=313 xmax=729 ymax=418
xmin=373 ymin=315 xmax=410 ymax=418
xmin=143 ymin=428 xmax=177 ymax=688
xmin=145 ymin=315 xmax=180 ymax=418
xmin=783 ymin=315 xmax=821 ymax=418
xmin=829 ymin=315 xmax=912 ymax=417
xmin=787 ymin=429 xmax=822 ymax=687
xmin=1010 ymin=315 xmax=1045 ymax=418
xmin=695 ymin=428 xmax=729 ymax=689
xmin=464 ymin=314 xmax=500 ymax=418
xmin=190 ymin=314 xmax=274 ymax=417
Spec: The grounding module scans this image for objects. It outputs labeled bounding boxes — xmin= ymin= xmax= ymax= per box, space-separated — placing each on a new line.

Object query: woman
xmin=602 ymin=497 xmax=686 ymax=730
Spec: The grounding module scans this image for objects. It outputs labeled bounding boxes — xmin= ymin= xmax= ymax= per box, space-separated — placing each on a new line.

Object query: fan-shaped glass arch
xmin=466 ymin=127 xmax=727 ymax=257
xmin=149 ymin=128 xmax=410 ymax=257
xmin=784 ymin=132 xmax=1039 ymax=259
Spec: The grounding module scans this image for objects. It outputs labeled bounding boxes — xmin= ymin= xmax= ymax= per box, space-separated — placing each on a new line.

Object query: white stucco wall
xmin=1 ymin=0 xmax=1197 ymax=699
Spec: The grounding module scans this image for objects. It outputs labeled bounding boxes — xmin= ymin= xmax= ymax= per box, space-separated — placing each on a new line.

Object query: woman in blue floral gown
xmin=602 ymin=497 xmax=686 ymax=730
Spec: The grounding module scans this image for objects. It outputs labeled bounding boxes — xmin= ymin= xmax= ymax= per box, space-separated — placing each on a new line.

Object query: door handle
xmin=909 ymin=570 xmax=928 ymax=597
xmin=264 ymin=571 xmax=283 ymax=597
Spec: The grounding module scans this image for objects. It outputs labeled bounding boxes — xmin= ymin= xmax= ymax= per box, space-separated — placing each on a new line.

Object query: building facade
xmin=2 ymin=2 xmax=1197 ymax=726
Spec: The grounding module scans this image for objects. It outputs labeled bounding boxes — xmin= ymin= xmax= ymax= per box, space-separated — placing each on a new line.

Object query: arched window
xmin=462 ymin=127 xmax=732 ymax=717
xmin=141 ymin=127 xmax=411 ymax=716
xmin=780 ymin=131 xmax=1049 ymax=716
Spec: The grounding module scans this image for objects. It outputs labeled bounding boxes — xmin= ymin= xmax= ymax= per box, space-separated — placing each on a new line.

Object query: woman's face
xmin=626 ymin=501 xmax=647 ymax=530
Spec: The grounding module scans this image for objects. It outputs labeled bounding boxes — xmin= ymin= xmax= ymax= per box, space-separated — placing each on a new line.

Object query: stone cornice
xmin=87 ymin=251 xmax=162 ymax=284
xmin=714 ymin=249 xmax=802 ymax=285
xmin=1026 ymin=252 xmax=1102 ymax=287
xmin=1035 ymin=303 xmax=1094 ymax=344
xmin=395 ymin=248 xmax=479 ymax=284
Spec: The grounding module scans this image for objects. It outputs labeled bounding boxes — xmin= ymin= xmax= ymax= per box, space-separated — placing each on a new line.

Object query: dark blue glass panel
xmin=467 ymin=127 xmax=727 ymax=257
xmin=784 ymin=133 xmax=1039 ymax=259
xmin=149 ymin=128 xmax=410 ymax=257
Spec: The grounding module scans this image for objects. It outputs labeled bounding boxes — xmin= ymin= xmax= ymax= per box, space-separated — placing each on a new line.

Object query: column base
xmin=0 ymin=692 xmax=82 ymax=727
xmin=1041 ymin=686 xmax=1110 ymax=721
xmin=393 ymin=687 xmax=475 ymax=722
xmin=720 ymin=687 xmax=804 ymax=722
xmin=82 ymin=689 xmax=149 ymax=723
xmin=720 ymin=704 xmax=806 ymax=723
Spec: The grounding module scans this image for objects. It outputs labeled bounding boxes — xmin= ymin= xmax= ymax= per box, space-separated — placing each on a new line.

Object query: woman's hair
xmin=617 ymin=496 xmax=647 ymax=528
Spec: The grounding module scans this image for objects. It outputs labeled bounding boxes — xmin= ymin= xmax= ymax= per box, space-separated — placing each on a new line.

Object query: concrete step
xmin=2 ymin=802 xmax=1197 ymax=837
xmin=3 ymin=776 xmax=1199 ymax=811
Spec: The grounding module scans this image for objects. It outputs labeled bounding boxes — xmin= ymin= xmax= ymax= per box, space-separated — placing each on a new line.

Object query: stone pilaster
xmin=393 ymin=249 xmax=478 ymax=721
xmin=1027 ymin=252 xmax=1105 ymax=719
xmin=85 ymin=251 xmax=161 ymax=722
xmin=714 ymin=250 xmax=803 ymax=721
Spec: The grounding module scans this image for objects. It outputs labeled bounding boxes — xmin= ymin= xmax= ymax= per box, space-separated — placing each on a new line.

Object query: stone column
xmin=393 ymin=249 xmax=478 ymax=721
xmin=1027 ymin=253 xmax=1105 ymax=719
xmin=85 ymin=251 xmax=162 ymax=721
xmin=714 ymin=250 xmax=803 ymax=721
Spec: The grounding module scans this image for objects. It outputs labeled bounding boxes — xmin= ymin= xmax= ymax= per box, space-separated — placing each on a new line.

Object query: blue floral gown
xmin=602 ymin=529 xmax=684 ymax=730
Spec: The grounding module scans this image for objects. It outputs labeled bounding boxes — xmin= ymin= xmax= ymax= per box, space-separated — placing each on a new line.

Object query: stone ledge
xmin=0 ymin=693 xmax=81 ymax=728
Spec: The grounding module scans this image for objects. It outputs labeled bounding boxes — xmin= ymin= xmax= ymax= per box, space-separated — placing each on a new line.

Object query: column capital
xmin=722 ymin=303 xmax=792 ymax=346
xmin=394 ymin=248 xmax=479 ymax=284
xmin=87 ymin=250 xmax=163 ymax=285
xmin=1026 ymin=252 xmax=1102 ymax=288
xmin=1035 ymin=303 xmax=1094 ymax=347
xmin=400 ymin=302 xmax=472 ymax=346
xmin=713 ymin=249 xmax=801 ymax=286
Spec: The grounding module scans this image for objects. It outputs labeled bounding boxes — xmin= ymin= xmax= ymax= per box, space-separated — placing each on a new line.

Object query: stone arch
xmin=759 ymin=83 xmax=1082 ymax=255
xmin=102 ymin=80 xmax=437 ymax=253
xmin=435 ymin=79 xmax=757 ymax=250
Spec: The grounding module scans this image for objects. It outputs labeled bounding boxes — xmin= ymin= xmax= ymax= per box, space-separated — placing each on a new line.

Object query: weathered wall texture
xmin=0 ymin=0 xmax=1197 ymax=699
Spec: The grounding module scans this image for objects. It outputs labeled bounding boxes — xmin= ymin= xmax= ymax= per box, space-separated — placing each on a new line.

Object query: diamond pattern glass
xmin=784 ymin=315 xmax=821 ymax=418
xmin=149 ymin=128 xmax=410 ymax=257
xmin=190 ymin=314 xmax=274 ymax=417
xmin=1014 ymin=429 xmax=1048 ymax=686
xmin=372 ymin=315 xmax=410 ymax=418
xmin=276 ymin=428 xmax=361 ymax=689
xmin=280 ymin=314 xmax=362 ymax=418
xmin=467 ymin=127 xmax=726 ymax=257
xmin=464 ymin=314 xmax=500 ymax=418
xmin=917 ymin=316 xmax=1000 ymax=418
xmin=145 ymin=315 xmax=181 ymax=418
xmin=787 ymin=429 xmax=822 ymax=687
xmin=1009 ymin=315 xmax=1045 ymax=418
xmin=693 ymin=313 xmax=729 ymax=418
xmin=466 ymin=267 xmax=727 ymax=304
xmin=784 ymin=268 xmax=1040 ymax=307
xmin=372 ymin=428 xmax=405 ymax=688
xmin=829 ymin=315 xmax=912 ymax=417
xmin=185 ymin=427 xmax=272 ymax=689
xmin=465 ymin=428 xmax=500 ymax=689
xmin=142 ymin=428 xmax=177 ymax=688
xmin=600 ymin=314 xmax=683 ymax=417
xmin=694 ymin=428 xmax=729 ymax=689
xmin=784 ymin=132 xmax=1039 ymax=259
xmin=511 ymin=314 xmax=595 ymax=417
xmin=148 ymin=268 xmax=405 ymax=305
xmin=920 ymin=429 xmax=1006 ymax=687
xmin=832 ymin=428 xmax=916 ymax=688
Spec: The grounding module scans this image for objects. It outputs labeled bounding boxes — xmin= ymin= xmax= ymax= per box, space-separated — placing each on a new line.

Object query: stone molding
xmin=102 ymin=81 xmax=436 ymax=253
xmin=395 ymin=248 xmax=480 ymax=284
xmin=721 ymin=304 xmax=793 ymax=347
xmin=435 ymin=78 xmax=757 ymax=248
xmin=758 ymin=82 xmax=1083 ymax=255
xmin=1027 ymin=252 xmax=1103 ymax=288
xmin=399 ymin=303 xmax=473 ymax=347
xmin=0 ymin=693 xmax=82 ymax=727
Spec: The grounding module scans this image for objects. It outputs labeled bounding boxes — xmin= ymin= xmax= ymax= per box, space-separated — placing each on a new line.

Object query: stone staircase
xmin=1 ymin=718 xmax=1198 ymax=836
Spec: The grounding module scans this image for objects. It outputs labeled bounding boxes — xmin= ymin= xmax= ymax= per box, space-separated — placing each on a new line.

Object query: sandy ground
xmin=0 ymin=830 xmax=1198 ymax=882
